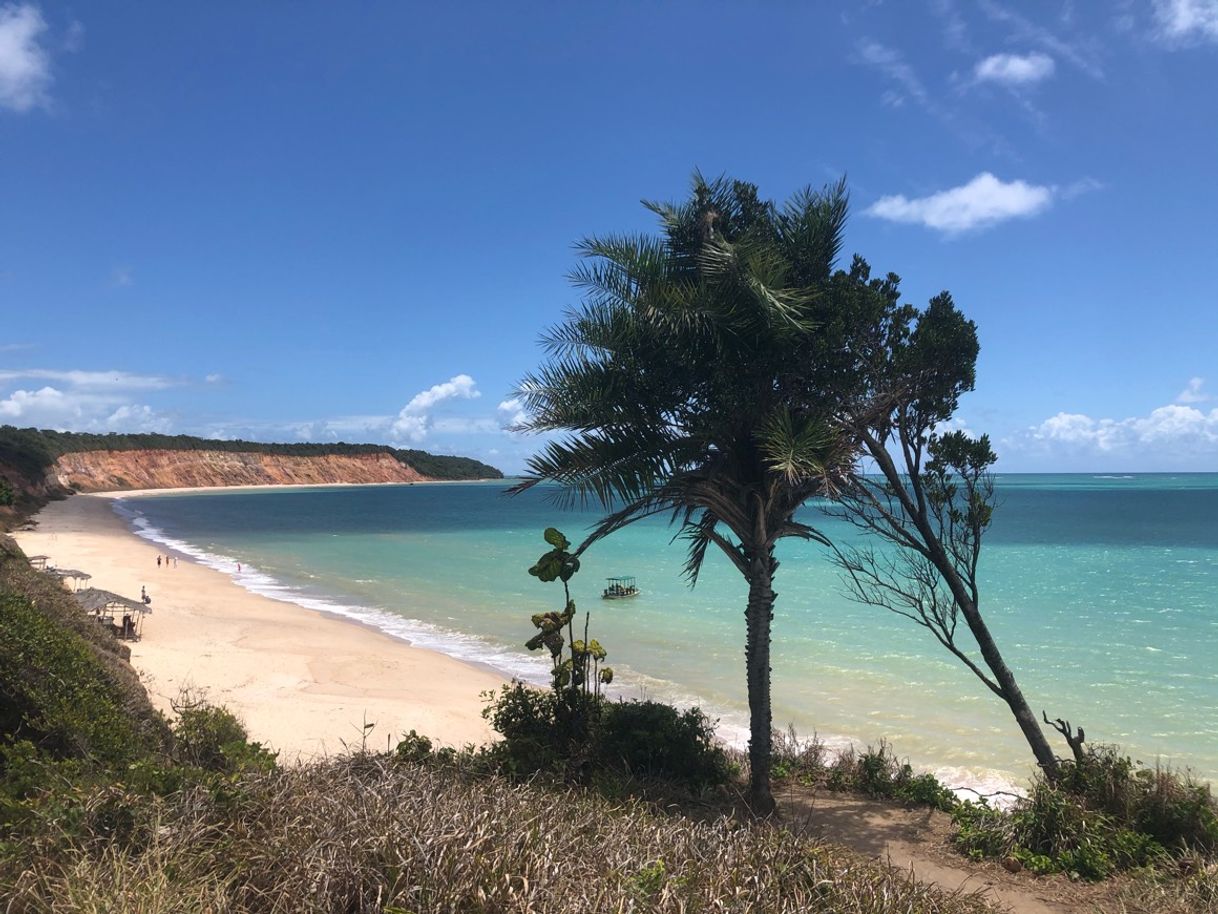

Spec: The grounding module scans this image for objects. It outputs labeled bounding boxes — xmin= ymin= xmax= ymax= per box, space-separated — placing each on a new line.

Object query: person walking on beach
xmin=157 ymin=555 xmax=162 ymax=568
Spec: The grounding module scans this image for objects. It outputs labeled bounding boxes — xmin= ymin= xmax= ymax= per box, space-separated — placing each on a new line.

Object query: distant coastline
xmin=0 ymin=424 xmax=503 ymax=526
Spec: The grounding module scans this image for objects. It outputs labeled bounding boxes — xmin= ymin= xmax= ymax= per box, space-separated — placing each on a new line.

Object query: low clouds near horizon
xmin=0 ymin=368 xmax=174 ymax=433
xmin=1006 ymin=382 xmax=1218 ymax=471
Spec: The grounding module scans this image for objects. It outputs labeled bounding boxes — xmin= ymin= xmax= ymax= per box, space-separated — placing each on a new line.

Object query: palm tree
xmin=509 ymin=174 xmax=867 ymax=813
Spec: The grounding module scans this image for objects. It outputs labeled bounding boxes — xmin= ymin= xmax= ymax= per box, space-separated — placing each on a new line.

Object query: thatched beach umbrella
xmin=48 ymin=568 xmax=92 ymax=590
xmin=74 ymin=587 xmax=149 ymax=641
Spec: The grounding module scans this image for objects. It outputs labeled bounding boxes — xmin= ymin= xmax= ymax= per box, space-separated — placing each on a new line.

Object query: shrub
xmin=393 ymin=729 xmax=434 ymax=764
xmin=171 ymin=694 xmax=276 ymax=775
xmin=0 ymin=592 xmax=153 ymax=767
xmin=950 ymin=744 xmax=1217 ymax=880
xmin=768 ymin=732 xmax=956 ymax=812
xmin=599 ymin=700 xmax=730 ymax=789
xmin=1059 ymin=745 xmax=1218 ymax=853
xmin=482 ymin=684 xmax=729 ymax=793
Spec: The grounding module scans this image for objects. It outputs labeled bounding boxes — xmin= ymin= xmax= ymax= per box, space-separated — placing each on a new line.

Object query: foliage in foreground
xmin=482 ymin=528 xmax=731 ymax=793
xmin=768 ymin=729 xmax=957 ymax=811
xmin=767 ymin=728 xmax=1218 ymax=885
xmin=1 ymin=754 xmax=1003 ymax=914
xmin=0 ymin=592 xmax=155 ymax=768
xmin=952 ymin=746 xmax=1218 ymax=881
xmin=482 ymin=682 xmax=732 ymax=792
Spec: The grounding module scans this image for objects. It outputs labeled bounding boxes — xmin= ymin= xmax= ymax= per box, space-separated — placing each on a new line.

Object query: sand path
xmin=783 ymin=790 xmax=1090 ymax=914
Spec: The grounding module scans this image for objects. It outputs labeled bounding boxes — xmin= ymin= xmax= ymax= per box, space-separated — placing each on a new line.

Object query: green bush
xmin=0 ymin=478 xmax=14 ymax=507
xmin=171 ymin=696 xmax=276 ymax=775
xmin=0 ymin=593 xmax=153 ymax=767
xmin=947 ymin=745 xmax=1218 ymax=881
xmin=598 ymin=700 xmax=730 ymax=789
xmin=482 ymin=684 xmax=729 ymax=793
xmin=1059 ymin=746 xmax=1218 ymax=853
xmin=768 ymin=733 xmax=956 ymax=812
xmin=393 ymin=729 xmax=434 ymax=764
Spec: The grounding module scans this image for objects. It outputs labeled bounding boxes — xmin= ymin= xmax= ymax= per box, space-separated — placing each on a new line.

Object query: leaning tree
xmin=827 ymin=289 xmax=1066 ymax=779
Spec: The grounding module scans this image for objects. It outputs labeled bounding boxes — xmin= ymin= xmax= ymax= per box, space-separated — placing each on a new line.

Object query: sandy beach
xmin=13 ymin=494 xmax=503 ymax=759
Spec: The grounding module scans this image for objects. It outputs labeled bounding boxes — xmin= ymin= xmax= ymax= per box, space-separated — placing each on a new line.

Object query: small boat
xmin=602 ymin=575 xmax=640 ymax=600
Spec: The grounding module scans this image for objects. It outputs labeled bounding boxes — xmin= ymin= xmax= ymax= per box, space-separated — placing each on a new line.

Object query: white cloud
xmin=0 ymin=384 xmax=169 ymax=432
xmin=0 ymin=368 xmax=173 ymax=390
xmin=103 ymin=404 xmax=171 ymax=433
xmin=497 ymin=397 xmax=528 ymax=429
xmin=974 ymin=52 xmax=1055 ymax=86
xmin=979 ymin=0 xmax=1104 ymax=79
xmin=390 ymin=413 xmax=429 ymax=442
xmin=865 ymin=172 xmax=1054 ymax=234
xmin=402 ymin=373 xmax=479 ymax=414
xmin=1060 ymin=177 xmax=1104 ymax=200
xmin=0 ymin=2 xmax=51 ymax=112
xmin=1012 ymin=402 xmax=1218 ymax=468
xmin=0 ymin=385 xmax=78 ymax=421
xmin=0 ymin=365 xmax=180 ymax=433
xmin=856 ymin=40 xmax=929 ymax=109
xmin=389 ymin=374 xmax=481 ymax=442
xmin=63 ymin=17 xmax=82 ymax=52
xmin=204 ymin=373 xmax=224 ymax=384
xmin=1154 ymin=0 xmax=1218 ymax=43
xmin=433 ymin=417 xmax=502 ymax=435
xmin=1177 ymin=377 xmax=1210 ymax=404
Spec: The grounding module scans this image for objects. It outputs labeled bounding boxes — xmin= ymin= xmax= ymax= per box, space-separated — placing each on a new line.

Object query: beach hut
xmin=48 ymin=568 xmax=93 ymax=591
xmin=28 ymin=554 xmax=50 ymax=570
xmin=74 ymin=588 xmax=149 ymax=641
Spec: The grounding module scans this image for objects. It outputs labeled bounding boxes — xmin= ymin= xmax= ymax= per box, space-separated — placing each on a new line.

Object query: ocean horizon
xmin=114 ymin=473 xmax=1218 ymax=795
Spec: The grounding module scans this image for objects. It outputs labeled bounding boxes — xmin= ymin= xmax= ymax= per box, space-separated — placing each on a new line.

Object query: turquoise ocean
xmin=114 ymin=474 xmax=1218 ymax=793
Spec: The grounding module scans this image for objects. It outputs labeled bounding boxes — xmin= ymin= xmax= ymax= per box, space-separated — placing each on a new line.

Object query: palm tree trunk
xmin=744 ymin=552 xmax=777 ymax=815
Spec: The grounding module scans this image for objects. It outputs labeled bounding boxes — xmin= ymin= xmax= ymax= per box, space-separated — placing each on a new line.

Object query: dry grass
xmin=1086 ymin=859 xmax=1218 ymax=914
xmin=3 ymin=754 xmax=1003 ymax=914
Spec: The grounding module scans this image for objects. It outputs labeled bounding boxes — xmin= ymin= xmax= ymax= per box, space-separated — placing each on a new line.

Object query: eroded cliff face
xmin=52 ymin=450 xmax=432 ymax=493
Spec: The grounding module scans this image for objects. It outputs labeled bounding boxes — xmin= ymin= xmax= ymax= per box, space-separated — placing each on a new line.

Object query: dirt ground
xmin=780 ymin=788 xmax=1119 ymax=914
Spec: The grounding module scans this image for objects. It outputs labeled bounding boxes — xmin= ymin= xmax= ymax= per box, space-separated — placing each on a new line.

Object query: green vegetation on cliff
xmin=0 ymin=535 xmax=170 ymax=765
xmin=0 ymin=424 xmax=503 ymax=486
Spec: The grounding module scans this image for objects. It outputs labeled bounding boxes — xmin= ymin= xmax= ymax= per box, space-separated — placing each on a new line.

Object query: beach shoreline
xmin=87 ymin=477 xmax=506 ymax=500
xmin=12 ymin=493 xmax=504 ymax=759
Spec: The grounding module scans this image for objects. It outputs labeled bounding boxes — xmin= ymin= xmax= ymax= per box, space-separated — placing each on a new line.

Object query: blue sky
xmin=2 ymin=1 xmax=1216 ymax=474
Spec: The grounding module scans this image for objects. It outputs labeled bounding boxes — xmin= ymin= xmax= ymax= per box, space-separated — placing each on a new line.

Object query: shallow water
xmin=117 ymin=474 xmax=1218 ymax=791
